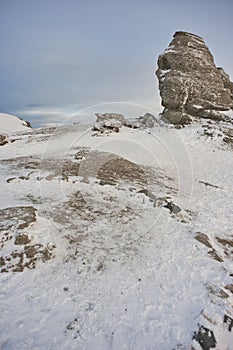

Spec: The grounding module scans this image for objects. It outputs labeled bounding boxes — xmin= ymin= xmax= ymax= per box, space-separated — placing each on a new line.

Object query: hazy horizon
xmin=1 ymin=0 xmax=233 ymax=127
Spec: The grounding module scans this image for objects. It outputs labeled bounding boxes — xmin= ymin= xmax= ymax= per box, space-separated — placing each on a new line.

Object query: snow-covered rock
xmin=93 ymin=113 xmax=125 ymax=133
xmin=124 ymin=113 xmax=157 ymax=129
xmin=0 ymin=112 xmax=32 ymax=134
xmin=93 ymin=112 xmax=157 ymax=133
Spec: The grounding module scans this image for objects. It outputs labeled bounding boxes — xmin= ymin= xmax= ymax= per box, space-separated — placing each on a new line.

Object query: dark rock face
xmin=19 ymin=118 xmax=32 ymax=128
xmin=0 ymin=135 xmax=8 ymax=146
xmin=156 ymin=31 xmax=233 ymax=124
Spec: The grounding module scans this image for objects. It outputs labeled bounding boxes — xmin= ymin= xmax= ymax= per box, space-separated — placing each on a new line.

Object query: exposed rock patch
xmin=0 ymin=242 xmax=55 ymax=273
xmin=195 ymin=232 xmax=212 ymax=248
xmin=193 ymin=325 xmax=217 ymax=350
xmin=124 ymin=113 xmax=157 ymax=129
xmin=0 ymin=206 xmax=37 ymax=236
xmin=93 ymin=113 xmax=125 ymax=133
xmin=0 ymin=206 xmax=56 ymax=273
xmin=93 ymin=112 xmax=157 ymax=134
xmin=156 ymin=31 xmax=233 ymax=124
xmin=0 ymin=135 xmax=8 ymax=146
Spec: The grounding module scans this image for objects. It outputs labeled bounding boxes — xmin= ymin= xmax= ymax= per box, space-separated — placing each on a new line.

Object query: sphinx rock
xmin=156 ymin=31 xmax=233 ymax=124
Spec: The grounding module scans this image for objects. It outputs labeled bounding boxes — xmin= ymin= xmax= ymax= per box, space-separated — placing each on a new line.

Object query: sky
xmin=0 ymin=0 xmax=233 ymax=127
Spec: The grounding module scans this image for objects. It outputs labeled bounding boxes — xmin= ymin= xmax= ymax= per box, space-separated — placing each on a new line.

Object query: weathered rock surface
xmin=93 ymin=113 xmax=125 ymax=133
xmin=156 ymin=31 xmax=233 ymax=124
xmin=93 ymin=112 xmax=157 ymax=133
xmin=125 ymin=113 xmax=157 ymax=129
xmin=95 ymin=113 xmax=125 ymax=124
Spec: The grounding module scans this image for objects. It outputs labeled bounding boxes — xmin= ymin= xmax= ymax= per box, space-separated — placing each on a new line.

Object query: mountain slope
xmin=0 ymin=113 xmax=31 ymax=134
xmin=0 ymin=120 xmax=232 ymax=350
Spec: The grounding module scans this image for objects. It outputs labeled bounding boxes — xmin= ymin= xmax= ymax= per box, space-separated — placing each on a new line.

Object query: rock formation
xmin=156 ymin=31 xmax=233 ymax=124
xmin=93 ymin=113 xmax=125 ymax=133
xmin=93 ymin=112 xmax=157 ymax=133
xmin=124 ymin=113 xmax=156 ymax=129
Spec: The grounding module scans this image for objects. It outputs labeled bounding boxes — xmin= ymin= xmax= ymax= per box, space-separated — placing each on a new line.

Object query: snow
xmin=159 ymin=69 xmax=171 ymax=75
xmin=164 ymin=48 xmax=176 ymax=54
xmin=192 ymin=105 xmax=203 ymax=109
xmin=0 ymin=112 xmax=31 ymax=134
xmin=0 ymin=120 xmax=232 ymax=349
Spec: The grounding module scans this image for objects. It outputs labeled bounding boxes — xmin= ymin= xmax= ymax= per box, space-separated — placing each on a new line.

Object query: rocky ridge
xmin=93 ymin=112 xmax=157 ymax=134
xmin=156 ymin=31 xmax=233 ymax=125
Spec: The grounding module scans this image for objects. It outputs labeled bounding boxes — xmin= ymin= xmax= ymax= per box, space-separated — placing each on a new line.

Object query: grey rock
xmin=95 ymin=113 xmax=125 ymax=124
xmin=93 ymin=113 xmax=124 ymax=133
xmin=141 ymin=113 xmax=157 ymax=128
xmin=156 ymin=31 xmax=233 ymax=124
xmin=161 ymin=110 xmax=192 ymax=125
xmin=124 ymin=113 xmax=157 ymax=129
xmin=93 ymin=112 xmax=157 ymax=133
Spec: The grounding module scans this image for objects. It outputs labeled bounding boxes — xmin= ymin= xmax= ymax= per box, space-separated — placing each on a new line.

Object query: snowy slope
xmin=0 ymin=112 xmax=31 ymax=133
xmin=0 ymin=120 xmax=232 ymax=350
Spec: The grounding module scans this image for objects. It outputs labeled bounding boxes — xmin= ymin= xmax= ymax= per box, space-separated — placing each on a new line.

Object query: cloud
xmin=0 ymin=0 xmax=232 ymax=127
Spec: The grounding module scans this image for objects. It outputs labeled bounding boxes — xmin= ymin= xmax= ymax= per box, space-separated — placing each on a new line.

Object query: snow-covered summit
xmin=0 ymin=112 xmax=31 ymax=134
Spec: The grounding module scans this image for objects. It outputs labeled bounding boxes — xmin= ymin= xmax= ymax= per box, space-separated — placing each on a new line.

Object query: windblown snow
xmin=0 ymin=117 xmax=232 ymax=350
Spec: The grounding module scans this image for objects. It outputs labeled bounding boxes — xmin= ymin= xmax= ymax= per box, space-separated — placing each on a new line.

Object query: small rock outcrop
xmin=93 ymin=113 xmax=125 ymax=133
xmin=93 ymin=112 xmax=157 ymax=134
xmin=156 ymin=31 xmax=233 ymax=124
xmin=0 ymin=135 xmax=8 ymax=146
xmin=124 ymin=113 xmax=157 ymax=129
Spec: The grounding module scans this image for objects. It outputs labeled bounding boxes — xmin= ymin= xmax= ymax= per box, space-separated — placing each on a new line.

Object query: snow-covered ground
xmin=0 ymin=118 xmax=232 ymax=349
xmin=0 ymin=113 xmax=32 ymax=134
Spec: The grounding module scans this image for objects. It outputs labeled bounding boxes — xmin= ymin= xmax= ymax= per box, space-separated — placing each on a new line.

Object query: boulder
xmin=93 ymin=112 xmax=157 ymax=133
xmin=124 ymin=113 xmax=157 ymax=129
xmin=156 ymin=31 xmax=233 ymax=124
xmin=141 ymin=113 xmax=157 ymax=128
xmin=93 ymin=113 xmax=124 ymax=133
